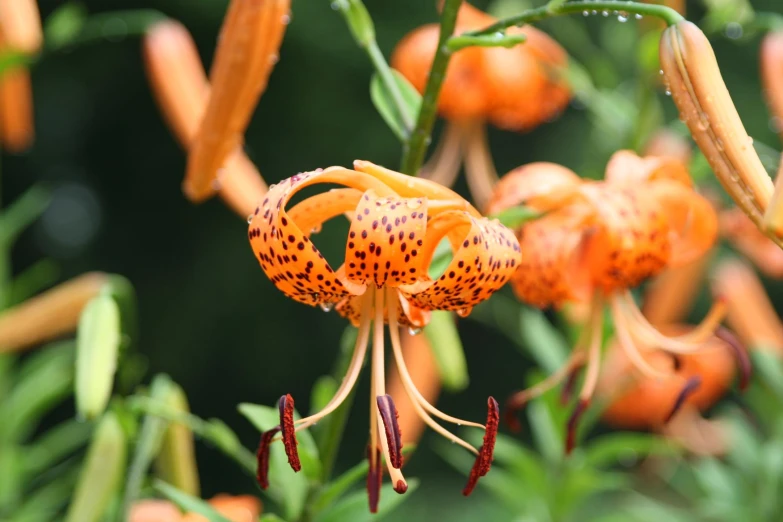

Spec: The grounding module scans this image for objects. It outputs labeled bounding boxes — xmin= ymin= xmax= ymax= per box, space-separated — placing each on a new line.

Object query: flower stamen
xmin=462 ymin=397 xmax=499 ymax=497
xmin=664 ymin=376 xmax=702 ymax=423
xmin=377 ymin=394 xmax=403 ymax=469
xmin=255 ymin=427 xmax=279 ymax=489
xmin=278 ymin=394 xmax=300 ymax=472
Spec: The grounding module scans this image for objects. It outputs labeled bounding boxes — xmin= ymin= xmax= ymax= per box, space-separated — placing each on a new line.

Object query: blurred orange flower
xmin=130 ymin=495 xmax=261 ymax=522
xmin=392 ymin=2 xmax=570 ymax=209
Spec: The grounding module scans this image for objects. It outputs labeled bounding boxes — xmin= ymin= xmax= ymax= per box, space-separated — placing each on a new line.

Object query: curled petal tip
xmin=278 ymin=394 xmax=301 ymax=472
xmin=462 ymin=397 xmax=499 ymax=496
xmin=664 ymin=377 xmax=701 ymax=424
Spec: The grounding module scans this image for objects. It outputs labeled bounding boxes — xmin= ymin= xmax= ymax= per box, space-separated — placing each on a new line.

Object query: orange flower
xmin=391 ymin=2 xmax=570 ymax=210
xmin=597 ymin=325 xmax=738 ymax=456
xmin=487 ymin=150 xmax=730 ymax=452
xmin=130 ymin=495 xmax=261 ymax=522
xmin=249 ymin=161 xmax=520 ymax=510
xmin=143 ymin=20 xmax=268 ymax=218
xmin=761 ymin=30 xmax=783 ymax=142
xmin=0 ymin=0 xmax=42 ymax=152
xmin=185 ymin=0 xmax=290 ymax=203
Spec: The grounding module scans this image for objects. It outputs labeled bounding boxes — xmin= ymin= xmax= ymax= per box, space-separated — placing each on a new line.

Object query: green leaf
xmin=314 ymin=479 xmax=419 ymax=522
xmin=64 ymin=412 xmax=127 ymax=522
xmin=527 ymin=395 xmax=563 ymax=464
xmin=518 ymin=307 xmax=569 ymax=374
xmin=487 ymin=206 xmax=541 ymax=230
xmin=8 ymin=258 xmax=60 ymax=307
xmin=14 ymin=466 xmax=80 ymax=522
xmin=0 ymin=185 xmax=51 ymax=247
xmin=238 ymin=403 xmax=312 ymax=520
xmin=0 ymin=342 xmax=74 ymax=441
xmin=370 ymin=70 xmax=422 ymax=141
xmin=584 ymin=433 xmax=679 ymax=468
xmin=153 ymin=480 xmax=232 ymax=522
xmin=23 ymin=418 xmax=92 ymax=476
xmin=260 ymin=515 xmax=288 ymax=522
xmin=45 ymin=9 xmax=167 ymax=52
xmin=75 ymin=294 xmax=121 ymax=420
xmin=44 ymin=2 xmax=89 ymax=50
xmin=424 ymin=311 xmax=469 ymax=391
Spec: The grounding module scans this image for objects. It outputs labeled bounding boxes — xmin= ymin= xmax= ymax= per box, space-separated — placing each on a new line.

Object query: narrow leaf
xmin=370 ymin=70 xmax=421 ymax=141
xmin=153 ymin=480 xmax=232 ymax=522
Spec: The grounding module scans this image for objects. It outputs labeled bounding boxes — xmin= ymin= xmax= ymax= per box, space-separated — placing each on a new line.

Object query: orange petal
xmin=580 ymin=184 xmax=671 ymax=292
xmin=0 ymin=66 xmax=34 ymax=152
xmin=0 ymin=0 xmax=42 ymax=53
xmin=248 ymin=167 xmax=393 ymax=306
xmin=129 ymin=500 xmax=181 ymax=522
xmin=605 ymin=150 xmax=692 ymax=187
xmin=287 ymin=188 xmax=363 ymax=236
xmin=185 ymin=0 xmax=290 ymax=202
xmin=510 ymin=206 xmax=591 ymax=308
xmin=344 ymin=190 xmax=428 ymax=288
xmin=181 ymin=494 xmax=262 ymax=522
xmin=143 ymin=20 xmax=267 ymax=218
xmin=643 ymin=129 xmax=692 ymax=166
xmin=336 ymin=291 xmax=424 ymax=327
xmin=353 ymin=160 xmax=479 ymax=217
xmin=486 ymin=162 xmax=581 ymax=215
xmin=648 ymin=180 xmax=717 ymax=266
xmin=721 ymin=207 xmax=783 ymax=277
xmin=402 ymin=212 xmax=520 ymax=314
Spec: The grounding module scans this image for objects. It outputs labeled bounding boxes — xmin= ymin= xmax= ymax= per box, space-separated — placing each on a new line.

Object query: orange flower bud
xmin=713 ymin=258 xmax=783 ymax=354
xmin=0 ymin=272 xmax=109 ymax=353
xmin=761 ymin=31 xmax=783 ymax=142
xmin=0 ymin=67 xmax=34 ymax=152
xmin=143 ymin=20 xmax=268 ymax=218
xmin=185 ymin=0 xmax=290 ymax=203
xmin=0 ymin=0 xmax=42 ymax=53
xmin=660 ymin=21 xmax=775 ymax=242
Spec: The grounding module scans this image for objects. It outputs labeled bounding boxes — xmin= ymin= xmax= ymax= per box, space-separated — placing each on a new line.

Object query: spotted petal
xmin=402 ymin=212 xmax=521 ymax=314
xmin=248 ymin=167 xmax=395 ymax=306
xmin=605 ymin=150 xmax=692 ymax=187
xmin=486 ymin=162 xmax=581 ymax=216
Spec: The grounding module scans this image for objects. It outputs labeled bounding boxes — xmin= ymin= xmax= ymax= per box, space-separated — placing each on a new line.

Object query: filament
xmin=462 ymin=120 xmax=499 ymax=211
xmin=421 ymin=121 xmax=464 ymax=187
xmin=610 ymin=295 xmax=674 ymax=381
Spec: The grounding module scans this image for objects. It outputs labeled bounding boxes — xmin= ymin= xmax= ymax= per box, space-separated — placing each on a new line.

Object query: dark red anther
xmin=366 ymin=447 xmax=382 ymax=513
xmin=565 ymin=399 xmax=589 ymax=455
xmin=394 ymin=480 xmax=408 ymax=494
xmin=715 ymin=327 xmax=752 ymax=391
xmin=560 ymin=365 xmax=581 ymax=405
xmin=377 ymin=394 xmax=403 ymax=469
xmin=664 ymin=376 xmax=702 ymax=424
xmin=463 ymin=397 xmax=499 ymax=496
xmin=279 ymin=394 xmax=301 ymax=472
xmin=256 ymin=427 xmax=280 ymax=489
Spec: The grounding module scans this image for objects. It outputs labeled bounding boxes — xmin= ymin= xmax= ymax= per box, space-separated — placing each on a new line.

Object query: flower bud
xmin=0 ymin=273 xmax=109 ymax=353
xmin=154 ymin=382 xmax=201 ymax=497
xmin=660 ymin=21 xmax=776 ymax=243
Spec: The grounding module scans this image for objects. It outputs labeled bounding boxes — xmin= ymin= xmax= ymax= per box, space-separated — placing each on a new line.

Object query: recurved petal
xmin=605 ymin=150 xmax=692 ymax=187
xmin=581 ymin=184 xmax=671 ymax=292
xmin=185 ymin=0 xmax=290 ymax=202
xmin=649 ymin=180 xmax=717 ymax=266
xmin=344 ymin=190 xmax=428 ymax=288
xmin=486 ymin=162 xmax=581 ymax=215
xmin=248 ymin=168 xmax=393 ymax=306
xmin=401 ymin=212 xmax=520 ymax=314
xmin=510 ymin=206 xmax=591 ymax=308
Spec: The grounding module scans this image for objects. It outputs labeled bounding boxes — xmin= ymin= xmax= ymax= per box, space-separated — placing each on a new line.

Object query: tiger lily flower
xmin=249 ymin=161 xmax=519 ymax=510
xmin=597 ymin=325 xmax=738 ymax=456
xmin=391 ymin=2 xmax=570 ymax=210
xmin=0 ymin=0 xmax=42 ymax=152
xmin=185 ymin=0 xmax=290 ymax=203
xmin=143 ymin=20 xmax=268 ymax=218
xmin=486 ymin=150 xmax=732 ymax=452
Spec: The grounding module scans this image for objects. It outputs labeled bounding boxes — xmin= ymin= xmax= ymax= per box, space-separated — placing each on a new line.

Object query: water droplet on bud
xmin=408 ymin=327 xmax=422 ymax=336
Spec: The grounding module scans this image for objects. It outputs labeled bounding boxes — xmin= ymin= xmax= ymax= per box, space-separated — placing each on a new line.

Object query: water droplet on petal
xmin=319 ymin=302 xmax=334 ymax=312
xmin=247 ymin=215 xmax=254 ymax=224
xmin=408 ymin=326 xmax=422 ymax=336
xmin=281 ymin=13 xmax=291 ymax=24
xmin=269 ymin=54 xmax=279 ymax=65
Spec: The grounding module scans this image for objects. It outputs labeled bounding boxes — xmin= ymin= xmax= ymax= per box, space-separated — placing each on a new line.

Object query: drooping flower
xmin=248 ymin=161 xmax=520 ymax=510
xmin=0 ymin=0 xmax=42 ymax=152
xmin=185 ymin=0 xmax=290 ymax=204
xmin=143 ymin=19 xmax=268 ymax=218
xmin=597 ymin=325 xmax=738 ymax=456
xmin=486 ymin=150 xmax=739 ymax=452
xmin=391 ymin=2 xmax=570 ymax=209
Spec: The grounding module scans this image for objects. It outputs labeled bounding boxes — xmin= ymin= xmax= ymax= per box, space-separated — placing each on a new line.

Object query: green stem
xmin=0 ymin=153 xmax=8 ymax=311
xmin=366 ymin=41 xmax=414 ymax=131
xmin=400 ymin=0 xmax=464 ymax=175
xmin=465 ymin=1 xmax=684 ymax=37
